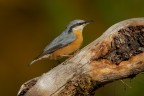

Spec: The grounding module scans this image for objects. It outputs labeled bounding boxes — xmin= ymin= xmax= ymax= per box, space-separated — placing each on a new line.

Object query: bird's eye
xmin=78 ymin=23 xmax=83 ymax=25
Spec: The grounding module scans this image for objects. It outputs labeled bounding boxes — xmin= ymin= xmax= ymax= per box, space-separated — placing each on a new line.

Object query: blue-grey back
xmin=43 ymin=31 xmax=76 ymax=54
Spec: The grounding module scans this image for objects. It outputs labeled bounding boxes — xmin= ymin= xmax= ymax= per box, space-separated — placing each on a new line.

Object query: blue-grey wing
xmin=41 ymin=32 xmax=76 ymax=56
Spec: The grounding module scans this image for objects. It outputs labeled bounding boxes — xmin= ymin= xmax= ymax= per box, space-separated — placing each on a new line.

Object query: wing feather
xmin=37 ymin=32 xmax=76 ymax=58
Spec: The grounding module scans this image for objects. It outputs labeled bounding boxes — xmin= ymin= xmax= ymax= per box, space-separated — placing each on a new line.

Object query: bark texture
xmin=18 ymin=18 xmax=144 ymax=96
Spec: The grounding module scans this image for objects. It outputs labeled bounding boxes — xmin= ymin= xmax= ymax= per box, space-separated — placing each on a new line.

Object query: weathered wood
xmin=18 ymin=18 xmax=144 ymax=96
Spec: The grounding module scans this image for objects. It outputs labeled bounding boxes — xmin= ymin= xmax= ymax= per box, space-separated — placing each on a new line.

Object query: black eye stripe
xmin=67 ymin=20 xmax=93 ymax=33
xmin=68 ymin=21 xmax=89 ymax=33
xmin=71 ymin=23 xmax=81 ymax=28
xmin=78 ymin=22 xmax=86 ymax=25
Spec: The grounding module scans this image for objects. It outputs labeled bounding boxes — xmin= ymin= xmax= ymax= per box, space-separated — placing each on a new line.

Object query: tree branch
xmin=18 ymin=18 xmax=144 ymax=96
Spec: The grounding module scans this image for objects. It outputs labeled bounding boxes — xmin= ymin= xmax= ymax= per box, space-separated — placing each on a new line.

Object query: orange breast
xmin=49 ymin=30 xmax=83 ymax=60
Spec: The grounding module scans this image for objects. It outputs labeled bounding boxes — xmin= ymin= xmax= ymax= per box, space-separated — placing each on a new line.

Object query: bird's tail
xmin=29 ymin=54 xmax=50 ymax=66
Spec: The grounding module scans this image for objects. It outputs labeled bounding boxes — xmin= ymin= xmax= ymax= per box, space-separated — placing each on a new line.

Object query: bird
xmin=30 ymin=19 xmax=93 ymax=66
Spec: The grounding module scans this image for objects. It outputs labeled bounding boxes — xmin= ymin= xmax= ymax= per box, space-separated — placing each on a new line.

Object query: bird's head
xmin=66 ymin=19 xmax=93 ymax=33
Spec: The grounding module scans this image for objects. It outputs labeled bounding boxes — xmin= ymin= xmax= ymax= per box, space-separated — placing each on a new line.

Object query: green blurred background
xmin=1 ymin=0 xmax=144 ymax=96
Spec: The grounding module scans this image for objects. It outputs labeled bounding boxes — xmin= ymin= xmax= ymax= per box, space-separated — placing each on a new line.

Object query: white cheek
xmin=73 ymin=25 xmax=84 ymax=31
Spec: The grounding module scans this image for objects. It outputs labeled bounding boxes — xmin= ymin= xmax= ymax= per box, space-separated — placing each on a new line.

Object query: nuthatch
xmin=30 ymin=19 xmax=93 ymax=65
